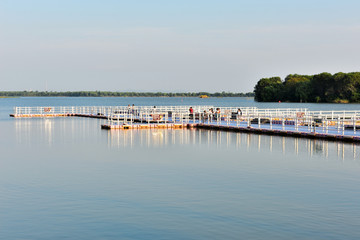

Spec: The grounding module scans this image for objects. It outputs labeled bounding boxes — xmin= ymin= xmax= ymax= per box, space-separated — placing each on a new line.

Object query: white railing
xmin=12 ymin=105 xmax=360 ymax=136
xmin=13 ymin=105 xmax=216 ymax=116
xmin=13 ymin=105 xmax=258 ymax=117
xmin=13 ymin=106 xmax=115 ymax=116
xmin=309 ymin=110 xmax=360 ymax=119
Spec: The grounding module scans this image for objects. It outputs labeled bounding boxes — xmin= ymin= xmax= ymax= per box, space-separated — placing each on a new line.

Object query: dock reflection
xmin=107 ymin=128 xmax=360 ymax=161
xmin=14 ymin=117 xmax=100 ymax=147
xmin=14 ymin=118 xmax=55 ymax=146
xmin=13 ymin=118 xmax=359 ymax=161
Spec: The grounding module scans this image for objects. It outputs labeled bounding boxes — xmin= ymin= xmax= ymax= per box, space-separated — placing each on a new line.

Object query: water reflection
xmin=15 ymin=118 xmax=55 ymax=146
xmin=13 ymin=117 xmax=103 ymax=147
xmin=13 ymin=118 xmax=359 ymax=161
xmin=107 ymin=128 xmax=360 ymax=161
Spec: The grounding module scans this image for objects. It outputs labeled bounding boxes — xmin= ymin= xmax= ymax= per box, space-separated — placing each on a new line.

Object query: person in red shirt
xmin=189 ymin=107 xmax=194 ymax=118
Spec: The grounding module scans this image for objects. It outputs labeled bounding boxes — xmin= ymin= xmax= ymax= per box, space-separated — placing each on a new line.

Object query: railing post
xmin=353 ymin=115 xmax=356 ymax=134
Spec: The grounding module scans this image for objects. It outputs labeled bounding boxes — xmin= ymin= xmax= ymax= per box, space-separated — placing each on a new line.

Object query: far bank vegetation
xmin=254 ymin=72 xmax=360 ymax=103
xmin=0 ymin=91 xmax=254 ymax=98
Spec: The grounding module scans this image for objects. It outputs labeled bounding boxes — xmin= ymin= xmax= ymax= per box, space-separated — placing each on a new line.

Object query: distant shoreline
xmin=0 ymin=91 xmax=254 ymax=98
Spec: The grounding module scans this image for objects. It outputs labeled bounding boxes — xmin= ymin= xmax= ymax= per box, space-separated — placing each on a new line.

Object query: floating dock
xmin=10 ymin=105 xmax=360 ymax=143
xmin=101 ymin=123 xmax=197 ymax=130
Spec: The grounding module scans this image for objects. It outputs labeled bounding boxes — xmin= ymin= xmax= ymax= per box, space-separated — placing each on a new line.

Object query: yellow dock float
xmin=101 ymin=123 xmax=188 ymax=130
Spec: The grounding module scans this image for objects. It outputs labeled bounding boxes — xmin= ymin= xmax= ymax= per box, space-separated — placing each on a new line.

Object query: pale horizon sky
xmin=1 ymin=0 xmax=360 ymax=92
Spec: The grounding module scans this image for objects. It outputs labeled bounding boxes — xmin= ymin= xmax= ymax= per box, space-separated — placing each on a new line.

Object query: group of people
xmin=125 ymin=105 xmax=244 ymax=120
xmin=188 ymin=107 xmax=243 ymax=121
xmin=127 ymin=104 xmax=137 ymax=115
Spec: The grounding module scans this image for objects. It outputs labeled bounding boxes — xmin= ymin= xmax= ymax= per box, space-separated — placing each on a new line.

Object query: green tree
xmin=311 ymin=72 xmax=333 ymax=102
xmin=254 ymin=77 xmax=283 ymax=102
xmin=283 ymin=74 xmax=312 ymax=102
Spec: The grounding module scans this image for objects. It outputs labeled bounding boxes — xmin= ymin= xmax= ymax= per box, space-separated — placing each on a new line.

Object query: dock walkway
xmin=10 ymin=105 xmax=360 ymax=143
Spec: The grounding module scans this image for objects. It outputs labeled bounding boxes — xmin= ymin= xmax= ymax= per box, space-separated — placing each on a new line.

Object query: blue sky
xmin=1 ymin=0 xmax=359 ymax=92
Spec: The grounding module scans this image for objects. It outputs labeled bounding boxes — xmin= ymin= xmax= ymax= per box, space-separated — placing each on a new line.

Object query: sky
xmin=1 ymin=0 xmax=360 ymax=92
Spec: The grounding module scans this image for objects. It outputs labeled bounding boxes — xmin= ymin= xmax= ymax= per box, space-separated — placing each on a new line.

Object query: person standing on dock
xmin=189 ymin=107 xmax=194 ymax=117
xmin=215 ymin=108 xmax=221 ymax=120
xmin=202 ymin=110 xmax=208 ymax=122
xmin=131 ymin=104 xmax=136 ymax=115
xmin=209 ymin=108 xmax=214 ymax=122
xmin=235 ymin=108 xmax=242 ymax=123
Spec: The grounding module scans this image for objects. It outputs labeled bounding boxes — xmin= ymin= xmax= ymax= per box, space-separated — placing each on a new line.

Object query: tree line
xmin=254 ymin=72 xmax=360 ymax=103
xmin=0 ymin=91 xmax=254 ymax=98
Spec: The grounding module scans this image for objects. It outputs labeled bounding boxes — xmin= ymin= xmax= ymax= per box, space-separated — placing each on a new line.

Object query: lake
xmin=1 ymin=97 xmax=360 ymax=239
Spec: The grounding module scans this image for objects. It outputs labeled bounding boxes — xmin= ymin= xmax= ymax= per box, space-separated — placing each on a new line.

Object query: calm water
xmin=1 ymin=97 xmax=360 ymax=239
